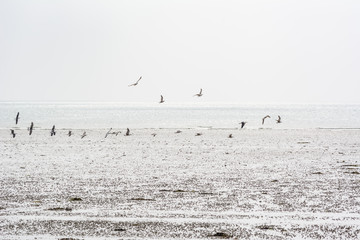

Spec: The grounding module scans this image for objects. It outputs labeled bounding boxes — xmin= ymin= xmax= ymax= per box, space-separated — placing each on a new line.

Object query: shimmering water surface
xmin=0 ymin=102 xmax=359 ymax=129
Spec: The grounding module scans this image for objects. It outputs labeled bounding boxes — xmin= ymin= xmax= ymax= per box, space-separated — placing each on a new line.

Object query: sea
xmin=0 ymin=102 xmax=359 ymax=130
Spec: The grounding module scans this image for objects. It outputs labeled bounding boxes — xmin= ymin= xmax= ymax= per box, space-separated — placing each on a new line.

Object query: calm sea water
xmin=0 ymin=102 xmax=359 ymax=130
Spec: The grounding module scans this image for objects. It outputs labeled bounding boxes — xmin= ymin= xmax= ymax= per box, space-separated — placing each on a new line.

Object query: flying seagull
xmin=105 ymin=128 xmax=121 ymax=138
xmin=29 ymin=122 xmax=34 ymax=135
xmin=276 ymin=115 xmax=282 ymax=124
xmin=105 ymin=128 xmax=113 ymax=138
xmin=239 ymin=121 xmax=247 ymax=129
xmin=125 ymin=128 xmax=131 ymax=136
xmin=194 ymin=88 xmax=203 ymax=97
xmin=262 ymin=115 xmax=270 ymax=125
xmin=159 ymin=95 xmax=165 ymax=103
xmin=81 ymin=131 xmax=87 ymax=139
xmin=128 ymin=76 xmax=142 ymax=87
xmin=51 ymin=125 xmax=56 ymax=136
xmin=10 ymin=129 xmax=16 ymax=138
xmin=15 ymin=112 xmax=20 ymax=125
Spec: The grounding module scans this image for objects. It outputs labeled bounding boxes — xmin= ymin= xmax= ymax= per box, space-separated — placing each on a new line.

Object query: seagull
xmin=228 ymin=134 xmax=233 ymax=138
xmin=194 ymin=88 xmax=203 ymax=97
xmin=10 ymin=129 xmax=16 ymax=138
xmin=159 ymin=95 xmax=165 ymax=103
xmin=15 ymin=112 xmax=20 ymax=125
xmin=105 ymin=128 xmax=112 ymax=138
xmin=175 ymin=130 xmax=182 ymax=134
xmin=128 ymin=76 xmax=142 ymax=87
xmin=29 ymin=122 xmax=34 ymax=135
xmin=195 ymin=133 xmax=202 ymax=136
xmin=51 ymin=125 xmax=56 ymax=136
xmin=81 ymin=131 xmax=87 ymax=139
xmin=105 ymin=128 xmax=122 ymax=137
xmin=262 ymin=115 xmax=270 ymax=125
xmin=239 ymin=121 xmax=247 ymax=129
xmin=151 ymin=133 xmax=157 ymax=137
xmin=125 ymin=128 xmax=130 ymax=136
xmin=68 ymin=130 xmax=72 ymax=137
xmin=276 ymin=115 xmax=282 ymax=124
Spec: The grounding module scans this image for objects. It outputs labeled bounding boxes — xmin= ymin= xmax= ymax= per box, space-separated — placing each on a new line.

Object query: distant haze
xmin=0 ymin=0 xmax=359 ymax=104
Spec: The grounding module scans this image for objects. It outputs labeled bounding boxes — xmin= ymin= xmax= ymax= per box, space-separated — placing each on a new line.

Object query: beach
xmin=1 ymin=128 xmax=359 ymax=239
xmin=1 ymin=0 xmax=360 ymax=238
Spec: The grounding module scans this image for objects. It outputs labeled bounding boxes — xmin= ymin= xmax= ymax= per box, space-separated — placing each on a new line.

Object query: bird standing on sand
xmin=159 ymin=95 xmax=165 ymax=103
xmin=15 ymin=112 xmax=20 ymax=125
xmin=194 ymin=88 xmax=203 ymax=97
xmin=29 ymin=122 xmax=34 ymax=135
xmin=81 ymin=131 xmax=87 ymax=139
xmin=240 ymin=121 xmax=247 ymax=129
xmin=51 ymin=125 xmax=56 ymax=136
xmin=68 ymin=131 xmax=72 ymax=137
xmin=125 ymin=128 xmax=130 ymax=136
xmin=262 ymin=115 xmax=270 ymax=125
xmin=276 ymin=115 xmax=282 ymax=124
xmin=10 ymin=129 xmax=16 ymax=138
xmin=228 ymin=134 xmax=233 ymax=138
xmin=128 ymin=76 xmax=142 ymax=87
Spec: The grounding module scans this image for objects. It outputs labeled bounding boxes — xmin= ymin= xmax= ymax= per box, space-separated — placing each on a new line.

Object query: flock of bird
xmin=8 ymin=77 xmax=282 ymax=138
xmin=9 ymin=113 xmax=133 ymax=139
xmin=128 ymin=76 xmax=203 ymax=103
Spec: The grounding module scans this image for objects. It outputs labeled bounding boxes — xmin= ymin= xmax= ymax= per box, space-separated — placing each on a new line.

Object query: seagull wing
xmin=136 ymin=76 xmax=142 ymax=84
xmin=16 ymin=112 xmax=19 ymax=124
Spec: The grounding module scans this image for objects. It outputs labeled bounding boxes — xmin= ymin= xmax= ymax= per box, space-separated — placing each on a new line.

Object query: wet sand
xmin=0 ymin=128 xmax=360 ymax=239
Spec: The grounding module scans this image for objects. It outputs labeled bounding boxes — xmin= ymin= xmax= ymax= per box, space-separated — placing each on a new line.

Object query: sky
xmin=0 ymin=0 xmax=359 ymax=104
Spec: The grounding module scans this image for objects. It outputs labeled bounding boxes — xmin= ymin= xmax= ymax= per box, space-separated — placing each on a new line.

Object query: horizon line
xmin=0 ymin=100 xmax=359 ymax=105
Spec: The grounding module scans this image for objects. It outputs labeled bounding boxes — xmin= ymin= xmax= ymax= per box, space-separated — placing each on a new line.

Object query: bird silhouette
xmin=262 ymin=115 xmax=270 ymax=125
xmin=10 ymin=129 xmax=16 ymax=138
xmin=29 ymin=122 xmax=34 ymax=135
xmin=68 ymin=131 xmax=72 ymax=137
xmin=15 ymin=112 xmax=20 ymax=125
xmin=194 ymin=88 xmax=203 ymax=97
xmin=128 ymin=76 xmax=142 ymax=87
xmin=81 ymin=131 xmax=87 ymax=139
xmin=240 ymin=121 xmax=247 ymax=129
xmin=125 ymin=128 xmax=131 ymax=136
xmin=276 ymin=115 xmax=282 ymax=123
xmin=159 ymin=95 xmax=165 ymax=103
xmin=51 ymin=125 xmax=56 ymax=136
xmin=105 ymin=128 xmax=112 ymax=138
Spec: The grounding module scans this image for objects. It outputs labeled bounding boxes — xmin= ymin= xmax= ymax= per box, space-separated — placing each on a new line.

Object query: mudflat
xmin=0 ymin=128 xmax=359 ymax=239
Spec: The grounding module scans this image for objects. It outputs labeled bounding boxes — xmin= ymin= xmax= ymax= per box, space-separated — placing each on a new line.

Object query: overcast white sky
xmin=0 ymin=0 xmax=359 ymax=104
